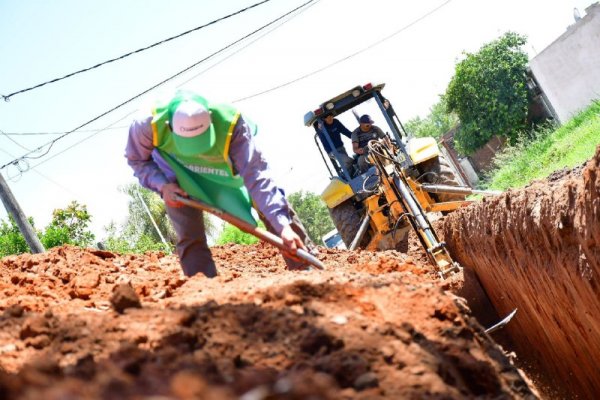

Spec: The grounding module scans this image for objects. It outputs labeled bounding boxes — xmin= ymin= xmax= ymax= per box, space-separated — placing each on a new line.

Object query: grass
xmin=483 ymin=101 xmax=600 ymax=191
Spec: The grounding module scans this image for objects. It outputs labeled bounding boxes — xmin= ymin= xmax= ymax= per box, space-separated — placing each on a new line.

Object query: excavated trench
xmin=443 ymin=145 xmax=600 ymax=399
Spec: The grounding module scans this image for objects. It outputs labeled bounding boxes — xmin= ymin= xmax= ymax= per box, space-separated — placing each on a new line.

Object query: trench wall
xmin=443 ymin=146 xmax=600 ymax=398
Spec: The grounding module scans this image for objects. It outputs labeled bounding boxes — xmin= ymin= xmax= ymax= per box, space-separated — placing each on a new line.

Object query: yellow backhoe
xmin=304 ymin=83 xmax=499 ymax=278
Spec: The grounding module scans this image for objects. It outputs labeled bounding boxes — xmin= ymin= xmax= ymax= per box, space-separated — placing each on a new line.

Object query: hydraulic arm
xmin=367 ymin=140 xmax=462 ymax=278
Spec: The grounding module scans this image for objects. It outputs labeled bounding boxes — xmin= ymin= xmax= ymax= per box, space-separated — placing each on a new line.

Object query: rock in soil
xmin=110 ymin=283 xmax=142 ymax=313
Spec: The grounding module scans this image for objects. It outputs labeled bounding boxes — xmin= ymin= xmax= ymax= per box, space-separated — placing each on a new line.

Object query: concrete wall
xmin=530 ymin=3 xmax=600 ymax=123
xmin=440 ymin=126 xmax=503 ymax=185
xmin=467 ymin=135 xmax=505 ymax=174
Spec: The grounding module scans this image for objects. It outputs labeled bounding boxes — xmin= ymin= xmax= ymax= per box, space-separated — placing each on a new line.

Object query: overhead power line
xmin=0 ymin=126 xmax=129 ymax=136
xmin=0 ymin=0 xmax=272 ymax=102
xmin=27 ymin=110 xmax=138 ymax=173
xmin=233 ymin=0 xmax=453 ymax=103
xmin=177 ymin=0 xmax=320 ymax=88
xmin=0 ymin=146 xmax=78 ymax=196
xmin=0 ymin=0 xmax=317 ymax=172
xmin=0 ymin=0 xmax=444 ymax=170
xmin=0 ymin=0 xmax=319 ymax=138
xmin=1 ymin=130 xmax=31 ymax=151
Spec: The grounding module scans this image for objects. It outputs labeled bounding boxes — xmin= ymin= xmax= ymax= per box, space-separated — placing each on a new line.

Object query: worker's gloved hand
xmin=161 ymin=183 xmax=188 ymax=208
xmin=280 ymin=224 xmax=307 ymax=261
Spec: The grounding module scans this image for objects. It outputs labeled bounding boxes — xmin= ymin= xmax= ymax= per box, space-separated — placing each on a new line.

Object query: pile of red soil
xmin=0 ymin=242 xmax=536 ymax=399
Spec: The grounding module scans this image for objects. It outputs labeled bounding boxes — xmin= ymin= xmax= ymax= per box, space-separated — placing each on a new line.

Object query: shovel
xmin=174 ymin=194 xmax=324 ymax=270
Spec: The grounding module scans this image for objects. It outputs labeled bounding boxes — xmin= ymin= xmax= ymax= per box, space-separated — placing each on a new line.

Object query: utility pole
xmin=0 ymin=172 xmax=45 ymax=253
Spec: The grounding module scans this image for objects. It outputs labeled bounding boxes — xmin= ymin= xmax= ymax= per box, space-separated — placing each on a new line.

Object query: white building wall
xmin=529 ymin=4 xmax=600 ymax=123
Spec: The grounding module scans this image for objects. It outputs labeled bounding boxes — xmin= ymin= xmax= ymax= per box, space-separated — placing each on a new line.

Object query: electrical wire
xmin=0 ymin=0 xmax=272 ymax=102
xmin=3 ymin=0 xmax=442 ymax=146
xmin=0 ymin=147 xmax=78 ymax=195
xmin=0 ymin=148 xmax=24 ymax=181
xmin=0 ymin=0 xmax=317 ymax=172
xmin=0 ymin=126 xmax=129 ymax=136
xmin=232 ymin=0 xmax=453 ymax=103
xmin=1 ymin=130 xmax=31 ymax=151
xmin=27 ymin=110 xmax=137 ymax=172
xmin=0 ymin=0 xmax=318 ymax=137
xmin=179 ymin=0 xmax=320 ymax=88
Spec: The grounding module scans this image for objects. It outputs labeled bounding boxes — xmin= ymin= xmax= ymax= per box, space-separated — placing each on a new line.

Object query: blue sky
xmin=0 ymin=0 xmax=595 ymax=238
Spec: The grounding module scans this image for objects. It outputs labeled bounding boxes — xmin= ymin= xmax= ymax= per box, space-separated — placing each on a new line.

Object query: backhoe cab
xmin=304 ymin=83 xmax=477 ymax=277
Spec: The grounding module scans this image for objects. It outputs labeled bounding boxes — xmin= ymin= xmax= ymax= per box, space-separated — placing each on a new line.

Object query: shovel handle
xmin=174 ymin=195 xmax=324 ymax=270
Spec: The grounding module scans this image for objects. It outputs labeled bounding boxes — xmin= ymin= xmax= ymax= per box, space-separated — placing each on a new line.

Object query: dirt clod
xmin=4 ymin=304 xmax=24 ymax=318
xmin=354 ymin=371 xmax=379 ymax=390
xmin=20 ymin=316 xmax=50 ymax=339
xmin=110 ymin=283 xmax=142 ymax=313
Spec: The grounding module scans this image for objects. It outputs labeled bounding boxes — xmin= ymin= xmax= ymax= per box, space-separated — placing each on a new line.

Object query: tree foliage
xmin=287 ymin=191 xmax=334 ymax=243
xmin=215 ymin=221 xmax=264 ymax=245
xmin=214 ymin=190 xmax=333 ymax=246
xmin=101 ymin=184 xmax=171 ymax=253
xmin=405 ymin=96 xmax=458 ymax=139
xmin=119 ymin=183 xmax=177 ymax=245
xmin=41 ymin=201 xmax=95 ymax=248
xmin=0 ymin=217 xmax=30 ymax=257
xmin=100 ymin=183 xmax=218 ymax=253
xmin=0 ymin=201 xmax=94 ymax=257
xmin=445 ymin=32 xmax=530 ymax=154
xmin=102 ymin=221 xmax=171 ymax=253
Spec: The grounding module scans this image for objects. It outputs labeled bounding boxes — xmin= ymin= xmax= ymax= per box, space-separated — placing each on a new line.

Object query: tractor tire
xmin=419 ymin=153 xmax=466 ymax=203
xmin=328 ymin=199 xmax=370 ymax=249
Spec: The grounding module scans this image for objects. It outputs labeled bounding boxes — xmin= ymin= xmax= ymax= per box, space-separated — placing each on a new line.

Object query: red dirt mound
xmin=0 ymin=243 xmax=536 ymax=399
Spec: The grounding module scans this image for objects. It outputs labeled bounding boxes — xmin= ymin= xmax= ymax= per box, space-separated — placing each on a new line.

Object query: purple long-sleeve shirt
xmin=124 ymin=114 xmax=292 ymax=234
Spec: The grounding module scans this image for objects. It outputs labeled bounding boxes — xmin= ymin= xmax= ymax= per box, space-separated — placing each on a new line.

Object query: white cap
xmin=171 ymin=100 xmax=211 ymax=138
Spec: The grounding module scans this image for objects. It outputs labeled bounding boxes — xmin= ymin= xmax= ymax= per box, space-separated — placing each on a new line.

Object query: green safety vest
xmin=151 ymin=92 xmax=257 ymax=226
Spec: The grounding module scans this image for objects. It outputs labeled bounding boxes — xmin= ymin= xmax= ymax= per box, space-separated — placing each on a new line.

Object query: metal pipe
xmin=485 ymin=308 xmax=518 ymax=334
xmin=349 ymin=213 xmax=370 ymax=250
xmin=421 ymin=184 xmax=502 ymax=196
xmin=395 ymin=176 xmax=439 ymax=245
xmin=136 ymin=190 xmax=169 ymax=247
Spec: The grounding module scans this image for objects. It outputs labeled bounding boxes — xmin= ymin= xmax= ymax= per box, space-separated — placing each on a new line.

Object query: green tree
xmin=41 ymin=201 xmax=95 ymax=248
xmin=101 ymin=184 xmax=172 ymax=253
xmin=101 ymin=183 xmax=217 ymax=253
xmin=102 ymin=221 xmax=133 ymax=253
xmin=445 ymin=32 xmax=530 ymax=154
xmin=287 ymin=191 xmax=334 ymax=243
xmin=1 ymin=201 xmax=95 ymax=256
xmin=119 ymin=183 xmax=176 ymax=245
xmin=405 ymin=96 xmax=458 ymax=139
xmin=0 ymin=216 xmax=31 ymax=257
xmin=215 ymin=221 xmax=265 ymax=245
